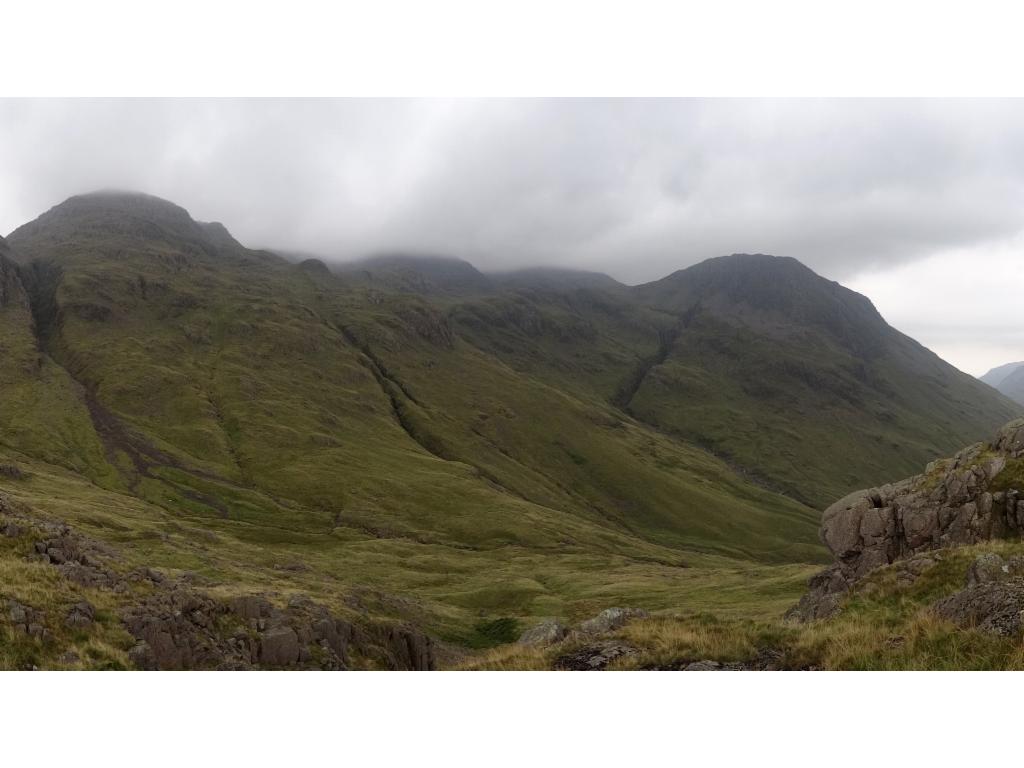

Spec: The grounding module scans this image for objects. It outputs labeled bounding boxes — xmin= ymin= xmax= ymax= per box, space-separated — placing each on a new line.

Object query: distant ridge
xmin=981 ymin=361 xmax=1024 ymax=406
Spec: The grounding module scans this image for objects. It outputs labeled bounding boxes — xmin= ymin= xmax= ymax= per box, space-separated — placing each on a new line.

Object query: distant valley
xmin=981 ymin=361 xmax=1024 ymax=406
xmin=1 ymin=191 xmax=1021 ymax=669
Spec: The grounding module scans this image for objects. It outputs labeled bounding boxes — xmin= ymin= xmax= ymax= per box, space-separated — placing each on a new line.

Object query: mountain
xmin=623 ymin=253 xmax=1021 ymax=506
xmin=0 ymin=191 xmax=1017 ymax=669
xmin=980 ymin=361 xmax=1024 ymax=387
xmin=980 ymin=361 xmax=1024 ymax=405
xmin=449 ymin=252 xmax=1019 ymax=508
xmin=0 ymin=191 xmax=828 ymax=669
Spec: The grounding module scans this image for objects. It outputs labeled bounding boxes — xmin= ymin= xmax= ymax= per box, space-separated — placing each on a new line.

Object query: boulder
xmin=517 ymin=619 xmax=568 ymax=647
xmin=229 ymin=595 xmax=273 ymax=621
xmin=792 ymin=419 xmax=1024 ymax=621
xmin=259 ymin=626 xmax=301 ymax=667
xmin=65 ymin=601 xmax=95 ymax=629
xmin=578 ymin=607 xmax=649 ymax=635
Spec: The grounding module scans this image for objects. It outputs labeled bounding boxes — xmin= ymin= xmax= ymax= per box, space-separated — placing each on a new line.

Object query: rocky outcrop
xmin=0 ymin=245 xmax=28 ymax=309
xmin=517 ymin=619 xmax=568 ymax=647
xmin=1 ymin=500 xmax=436 ymax=670
xmin=5 ymin=598 xmax=50 ymax=641
xmin=578 ymin=607 xmax=649 ymax=635
xmin=932 ymin=553 xmax=1024 ymax=636
xmin=121 ymin=586 xmax=436 ymax=671
xmin=554 ymin=642 xmax=639 ymax=670
xmin=516 ymin=607 xmax=651 ymax=668
xmin=790 ymin=420 xmax=1024 ymax=621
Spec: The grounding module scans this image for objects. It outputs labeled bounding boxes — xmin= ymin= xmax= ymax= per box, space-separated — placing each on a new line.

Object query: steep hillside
xmin=1 ymin=192 xmax=833 ymax=669
xmin=446 ymin=253 xmax=1019 ymax=508
xmin=336 ymin=253 xmax=493 ymax=295
xmin=981 ymin=361 xmax=1024 ymax=405
xmin=626 ymin=254 xmax=1021 ymax=506
xmin=5 ymin=192 xmax=1015 ymax=669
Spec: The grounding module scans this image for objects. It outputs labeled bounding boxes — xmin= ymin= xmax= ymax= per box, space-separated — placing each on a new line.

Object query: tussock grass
xmin=461 ymin=540 xmax=1024 ymax=670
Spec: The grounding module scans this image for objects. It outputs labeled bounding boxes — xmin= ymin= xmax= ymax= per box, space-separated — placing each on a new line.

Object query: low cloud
xmin=3 ymin=98 xmax=1023 ymax=371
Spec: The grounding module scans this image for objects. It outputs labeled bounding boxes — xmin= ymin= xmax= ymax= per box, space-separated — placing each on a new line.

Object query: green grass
xmin=3 ymin=193 xmax=1012 ymax=668
xmin=463 ymin=539 xmax=1024 ymax=671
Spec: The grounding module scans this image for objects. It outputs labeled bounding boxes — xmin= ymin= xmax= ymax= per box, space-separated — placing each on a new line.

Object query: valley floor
xmin=7 ymin=441 xmax=1024 ymax=670
xmin=0 ymin=448 xmax=819 ymax=670
xmin=463 ymin=540 xmax=1024 ymax=671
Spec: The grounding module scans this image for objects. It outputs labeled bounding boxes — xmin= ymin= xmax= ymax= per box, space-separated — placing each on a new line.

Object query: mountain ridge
xmin=1 ymin=189 xmax=1018 ymax=669
xmin=980 ymin=361 xmax=1024 ymax=405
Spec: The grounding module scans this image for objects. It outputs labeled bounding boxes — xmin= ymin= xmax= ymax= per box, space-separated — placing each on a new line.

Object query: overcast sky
xmin=1 ymin=98 xmax=1022 ymax=375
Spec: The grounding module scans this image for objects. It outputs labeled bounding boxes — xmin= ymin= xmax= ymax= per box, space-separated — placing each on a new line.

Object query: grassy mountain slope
xmin=626 ymin=254 xmax=1021 ymax=507
xmin=0 ymin=193 xmax=834 ymax=668
xmin=6 ymin=193 xmax=819 ymax=562
xmin=5 ymin=193 xmax=1014 ymax=668
xmin=437 ymin=253 xmax=1019 ymax=510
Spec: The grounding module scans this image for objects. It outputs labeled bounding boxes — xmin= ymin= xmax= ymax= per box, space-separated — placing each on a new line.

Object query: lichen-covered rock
xmin=578 ymin=607 xmax=649 ymax=635
xmin=933 ymin=579 xmax=1024 ymax=636
xmin=553 ymin=641 xmax=638 ymax=670
xmin=517 ymin=619 xmax=568 ymax=647
xmin=964 ymin=552 xmax=1024 ymax=587
xmin=792 ymin=419 xmax=1024 ymax=621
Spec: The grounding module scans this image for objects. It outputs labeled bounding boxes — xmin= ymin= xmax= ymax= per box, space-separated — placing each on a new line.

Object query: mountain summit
xmin=614 ymin=253 xmax=1020 ymax=505
xmin=7 ymin=191 xmax=246 ymax=263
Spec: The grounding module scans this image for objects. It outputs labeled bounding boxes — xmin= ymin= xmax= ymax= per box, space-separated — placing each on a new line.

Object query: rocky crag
xmin=1 ymin=493 xmax=435 ymax=670
xmin=790 ymin=419 xmax=1024 ymax=621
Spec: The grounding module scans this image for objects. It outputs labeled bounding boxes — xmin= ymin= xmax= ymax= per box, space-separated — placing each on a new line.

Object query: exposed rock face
xmin=790 ymin=420 xmax=1024 ymax=621
xmin=515 ymin=608 xmax=651 ymax=665
xmin=372 ymin=624 xmax=436 ymax=671
xmin=0 ymin=246 xmax=28 ymax=308
xmin=121 ymin=587 xmax=436 ymax=671
xmin=1 ymin=501 xmax=437 ymax=671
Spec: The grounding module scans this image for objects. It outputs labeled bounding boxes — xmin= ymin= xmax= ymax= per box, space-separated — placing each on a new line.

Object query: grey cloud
xmin=3 ymin=98 xmax=1024 ymax=285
